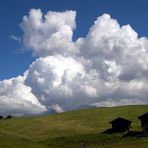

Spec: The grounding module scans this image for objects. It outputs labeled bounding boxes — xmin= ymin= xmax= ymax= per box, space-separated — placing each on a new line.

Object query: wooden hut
xmin=138 ymin=113 xmax=148 ymax=135
xmin=109 ymin=117 xmax=132 ymax=132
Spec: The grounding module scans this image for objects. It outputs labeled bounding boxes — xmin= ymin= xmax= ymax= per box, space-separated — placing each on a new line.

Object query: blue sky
xmin=0 ymin=0 xmax=148 ymax=80
xmin=1 ymin=0 xmax=148 ymax=115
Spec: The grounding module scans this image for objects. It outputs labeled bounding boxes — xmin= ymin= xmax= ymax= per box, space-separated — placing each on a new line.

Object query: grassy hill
xmin=0 ymin=105 xmax=148 ymax=148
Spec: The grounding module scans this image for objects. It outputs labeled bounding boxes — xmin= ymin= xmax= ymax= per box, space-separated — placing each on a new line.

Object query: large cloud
xmin=1 ymin=9 xmax=148 ymax=115
xmin=0 ymin=76 xmax=46 ymax=116
xmin=20 ymin=9 xmax=77 ymax=56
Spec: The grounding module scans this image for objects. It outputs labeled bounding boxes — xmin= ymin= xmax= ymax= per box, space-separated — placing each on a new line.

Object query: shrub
xmin=0 ymin=115 xmax=3 ymax=119
xmin=5 ymin=115 xmax=12 ymax=119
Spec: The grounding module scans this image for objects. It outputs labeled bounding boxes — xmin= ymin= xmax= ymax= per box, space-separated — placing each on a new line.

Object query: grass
xmin=0 ymin=105 xmax=148 ymax=147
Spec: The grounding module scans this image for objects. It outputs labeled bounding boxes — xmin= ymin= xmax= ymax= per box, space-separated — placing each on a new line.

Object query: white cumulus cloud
xmin=0 ymin=76 xmax=46 ymax=116
xmin=20 ymin=9 xmax=77 ymax=57
xmin=1 ymin=9 xmax=148 ymax=115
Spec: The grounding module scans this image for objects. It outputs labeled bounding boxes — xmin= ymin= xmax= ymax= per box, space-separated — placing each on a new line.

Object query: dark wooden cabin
xmin=109 ymin=117 xmax=132 ymax=132
xmin=138 ymin=113 xmax=148 ymax=135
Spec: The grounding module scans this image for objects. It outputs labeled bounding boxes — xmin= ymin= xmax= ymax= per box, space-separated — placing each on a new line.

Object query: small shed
xmin=109 ymin=117 xmax=132 ymax=132
xmin=138 ymin=113 xmax=148 ymax=135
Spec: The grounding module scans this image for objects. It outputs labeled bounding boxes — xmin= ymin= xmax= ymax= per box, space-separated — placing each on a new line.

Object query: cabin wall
xmin=143 ymin=125 xmax=148 ymax=134
xmin=141 ymin=120 xmax=148 ymax=127
xmin=112 ymin=122 xmax=130 ymax=131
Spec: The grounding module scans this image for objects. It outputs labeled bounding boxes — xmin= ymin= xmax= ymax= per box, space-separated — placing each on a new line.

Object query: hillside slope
xmin=0 ymin=105 xmax=148 ymax=148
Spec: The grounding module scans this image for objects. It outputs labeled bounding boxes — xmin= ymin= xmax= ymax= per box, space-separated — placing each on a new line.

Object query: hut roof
xmin=109 ymin=117 xmax=131 ymax=124
xmin=138 ymin=113 xmax=148 ymax=120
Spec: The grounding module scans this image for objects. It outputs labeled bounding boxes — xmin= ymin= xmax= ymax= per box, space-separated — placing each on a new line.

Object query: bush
xmin=5 ymin=115 xmax=12 ymax=119
xmin=0 ymin=115 xmax=3 ymax=119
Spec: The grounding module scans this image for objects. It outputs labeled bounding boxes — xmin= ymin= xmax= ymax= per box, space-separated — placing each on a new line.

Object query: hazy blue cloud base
xmin=1 ymin=9 xmax=148 ymax=115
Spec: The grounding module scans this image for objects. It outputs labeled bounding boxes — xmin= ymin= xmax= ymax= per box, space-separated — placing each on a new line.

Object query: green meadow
xmin=0 ymin=105 xmax=148 ymax=148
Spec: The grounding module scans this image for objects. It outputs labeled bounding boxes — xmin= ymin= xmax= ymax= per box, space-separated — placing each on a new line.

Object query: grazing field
xmin=0 ymin=105 xmax=148 ymax=148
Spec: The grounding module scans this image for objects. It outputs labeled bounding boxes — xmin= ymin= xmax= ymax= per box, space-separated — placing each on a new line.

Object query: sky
xmin=1 ymin=0 xmax=148 ymax=80
xmin=1 ymin=0 xmax=148 ymax=115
